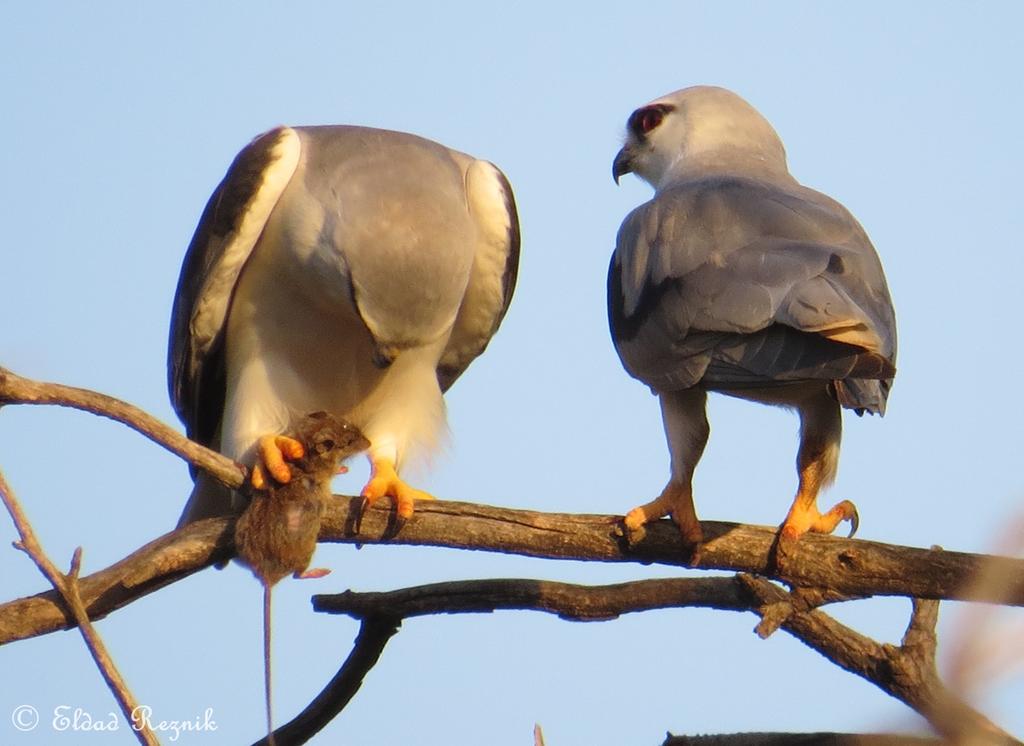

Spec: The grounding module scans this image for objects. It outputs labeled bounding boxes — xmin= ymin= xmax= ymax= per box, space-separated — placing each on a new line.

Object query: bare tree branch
xmin=737 ymin=575 xmax=1015 ymax=745
xmin=0 ymin=517 xmax=232 ymax=645
xmin=251 ymin=616 xmax=400 ymax=746
xmin=662 ymin=734 xmax=940 ymax=745
xmin=3 ymin=367 xmax=1023 ymax=742
xmin=332 ymin=500 xmax=1024 ymax=606
xmin=0 ymin=469 xmax=159 ymax=746
xmin=2 ymin=365 xmax=1022 ymax=647
xmin=4 ymin=495 xmax=1024 ymax=647
xmin=315 ymin=576 xmax=1015 ymax=743
xmin=0 ymin=365 xmax=245 ymax=489
xmin=312 ymin=576 xmax=749 ymax=619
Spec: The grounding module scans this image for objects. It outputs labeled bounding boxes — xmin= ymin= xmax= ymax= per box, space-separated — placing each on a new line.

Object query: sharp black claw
xmin=847 ymin=504 xmax=860 ymax=538
xmin=392 ymin=513 xmax=407 ymax=536
xmin=353 ymin=496 xmax=370 ymax=535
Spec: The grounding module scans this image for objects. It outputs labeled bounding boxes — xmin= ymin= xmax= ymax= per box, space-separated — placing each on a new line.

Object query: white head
xmin=613 ymin=85 xmax=791 ymax=190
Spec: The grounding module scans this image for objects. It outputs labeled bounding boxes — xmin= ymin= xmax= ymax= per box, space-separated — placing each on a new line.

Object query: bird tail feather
xmin=176 ymin=472 xmax=235 ymax=527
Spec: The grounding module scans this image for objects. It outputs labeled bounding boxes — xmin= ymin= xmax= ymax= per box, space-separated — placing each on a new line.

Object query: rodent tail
xmin=265 ymin=584 xmax=275 ymax=746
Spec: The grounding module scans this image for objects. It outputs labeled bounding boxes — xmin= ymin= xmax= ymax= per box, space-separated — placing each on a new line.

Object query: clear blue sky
xmin=2 ymin=3 xmax=1022 ymax=743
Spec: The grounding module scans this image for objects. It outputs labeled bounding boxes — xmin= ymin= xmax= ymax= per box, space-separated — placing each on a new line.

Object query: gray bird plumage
xmin=610 ymin=86 xmax=896 ymax=551
xmin=169 ymin=125 xmax=519 ymax=525
xmin=609 ymin=176 xmax=896 ymax=410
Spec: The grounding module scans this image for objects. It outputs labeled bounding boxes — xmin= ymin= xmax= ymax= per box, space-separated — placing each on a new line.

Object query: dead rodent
xmin=234 ymin=411 xmax=369 ymax=583
xmin=233 ymin=411 xmax=368 ymax=745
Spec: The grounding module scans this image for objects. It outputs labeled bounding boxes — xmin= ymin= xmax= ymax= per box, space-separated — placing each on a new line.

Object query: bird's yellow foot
xmin=779 ymin=498 xmax=859 ymax=542
xmin=776 ymin=498 xmax=858 ymax=566
xmin=294 ymin=567 xmax=331 ymax=580
xmin=624 ymin=481 xmax=703 ymax=550
xmin=250 ymin=434 xmax=305 ymax=490
xmin=355 ymin=458 xmax=434 ymax=533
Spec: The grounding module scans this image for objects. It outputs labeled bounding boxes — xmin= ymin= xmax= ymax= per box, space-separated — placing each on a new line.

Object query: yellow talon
xmin=251 ymin=462 xmax=268 ymax=490
xmin=250 ymin=434 xmax=306 ymax=489
xmin=623 ymin=481 xmax=703 ymax=547
xmin=780 ymin=498 xmax=859 ymax=541
xmin=360 ymin=458 xmax=434 ymax=521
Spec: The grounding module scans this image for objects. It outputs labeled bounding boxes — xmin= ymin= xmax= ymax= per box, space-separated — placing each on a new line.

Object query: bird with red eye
xmin=628 ymin=103 xmax=674 ymax=138
xmin=608 ymin=85 xmax=897 ymax=565
xmin=615 ymin=103 xmax=678 ymax=184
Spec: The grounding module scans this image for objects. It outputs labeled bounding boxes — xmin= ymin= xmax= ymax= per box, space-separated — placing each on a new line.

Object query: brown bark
xmin=310 ymin=577 xmax=1011 ymax=743
xmin=3 ymin=497 xmax=1023 ymax=646
xmin=0 ymin=366 xmax=245 ymax=489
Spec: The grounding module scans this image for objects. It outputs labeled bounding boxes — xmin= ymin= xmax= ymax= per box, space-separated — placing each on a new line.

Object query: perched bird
xmin=169 ymin=125 xmax=519 ymax=526
xmin=609 ymin=86 xmax=896 ymax=551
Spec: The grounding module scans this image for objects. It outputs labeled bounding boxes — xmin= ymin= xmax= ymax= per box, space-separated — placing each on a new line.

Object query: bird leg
xmin=358 ymin=456 xmax=435 ymax=529
xmin=778 ymin=394 xmax=856 ymax=552
xmin=250 ymin=434 xmax=305 ymax=489
xmin=779 ymin=472 xmax=858 ymax=539
xmin=623 ymin=388 xmax=708 ymax=550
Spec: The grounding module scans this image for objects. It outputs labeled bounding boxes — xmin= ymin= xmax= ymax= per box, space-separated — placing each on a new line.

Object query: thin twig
xmin=0 ymin=469 xmax=159 ymax=746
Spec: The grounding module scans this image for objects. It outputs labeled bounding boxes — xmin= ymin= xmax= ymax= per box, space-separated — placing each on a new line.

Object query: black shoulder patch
xmin=167 ymin=127 xmax=293 ymax=450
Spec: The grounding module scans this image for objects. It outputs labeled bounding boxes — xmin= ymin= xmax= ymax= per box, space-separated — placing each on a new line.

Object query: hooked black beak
xmin=612 ymin=146 xmax=634 ymax=185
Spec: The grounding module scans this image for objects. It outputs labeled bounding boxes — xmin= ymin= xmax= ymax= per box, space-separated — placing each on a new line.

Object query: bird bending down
xmin=608 ymin=86 xmax=896 ymax=554
xmin=169 ymin=125 xmax=520 ymax=527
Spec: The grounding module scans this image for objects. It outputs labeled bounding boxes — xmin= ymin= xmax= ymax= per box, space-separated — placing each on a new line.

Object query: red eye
xmin=628 ymin=104 xmax=672 ymax=137
xmin=639 ymin=109 xmax=662 ymax=133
